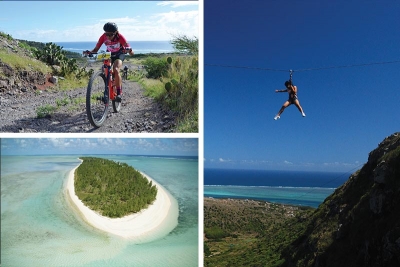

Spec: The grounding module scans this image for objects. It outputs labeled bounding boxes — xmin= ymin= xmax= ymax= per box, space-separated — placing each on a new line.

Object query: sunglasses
xmin=105 ymin=32 xmax=115 ymax=37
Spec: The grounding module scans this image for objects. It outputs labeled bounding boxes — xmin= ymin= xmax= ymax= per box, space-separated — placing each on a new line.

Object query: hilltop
xmin=204 ymin=132 xmax=400 ymax=267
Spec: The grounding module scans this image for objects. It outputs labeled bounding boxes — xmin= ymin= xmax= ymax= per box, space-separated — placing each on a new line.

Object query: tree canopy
xmin=74 ymin=157 xmax=157 ymax=218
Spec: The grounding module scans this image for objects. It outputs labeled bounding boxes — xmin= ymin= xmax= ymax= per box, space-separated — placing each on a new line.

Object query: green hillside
xmin=0 ymin=31 xmax=89 ymax=91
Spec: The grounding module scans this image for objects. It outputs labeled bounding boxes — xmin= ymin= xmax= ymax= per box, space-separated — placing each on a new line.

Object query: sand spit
xmin=66 ymin=160 xmax=179 ymax=243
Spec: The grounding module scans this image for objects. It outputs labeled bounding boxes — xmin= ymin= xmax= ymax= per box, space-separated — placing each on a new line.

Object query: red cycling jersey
xmin=96 ymin=33 xmax=129 ymax=53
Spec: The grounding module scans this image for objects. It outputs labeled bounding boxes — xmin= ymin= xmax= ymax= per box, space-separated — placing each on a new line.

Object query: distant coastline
xmin=204 ymin=168 xmax=349 ymax=207
xmin=55 ymin=41 xmax=175 ymax=55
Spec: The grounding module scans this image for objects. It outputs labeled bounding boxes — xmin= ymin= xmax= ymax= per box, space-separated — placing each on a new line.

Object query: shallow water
xmin=1 ymin=155 xmax=198 ymax=267
xmin=204 ymin=185 xmax=335 ymax=208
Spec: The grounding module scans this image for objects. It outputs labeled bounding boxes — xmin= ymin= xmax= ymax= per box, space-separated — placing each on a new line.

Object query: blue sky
xmin=204 ymin=0 xmax=400 ymax=172
xmin=1 ymin=138 xmax=198 ymax=156
xmin=0 ymin=1 xmax=198 ymax=42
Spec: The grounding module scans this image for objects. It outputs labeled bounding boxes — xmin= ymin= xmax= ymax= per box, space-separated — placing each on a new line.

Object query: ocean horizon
xmin=55 ymin=41 xmax=174 ymax=55
xmin=204 ymin=168 xmax=350 ymax=208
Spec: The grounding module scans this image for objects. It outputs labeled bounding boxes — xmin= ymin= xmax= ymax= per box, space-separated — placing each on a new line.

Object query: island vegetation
xmin=74 ymin=157 xmax=157 ymax=218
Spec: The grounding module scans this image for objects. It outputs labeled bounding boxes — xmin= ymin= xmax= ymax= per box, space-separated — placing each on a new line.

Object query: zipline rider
xmin=274 ymin=80 xmax=306 ymax=120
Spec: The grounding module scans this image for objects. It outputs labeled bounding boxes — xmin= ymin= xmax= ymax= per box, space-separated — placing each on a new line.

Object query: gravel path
xmin=0 ymin=79 xmax=176 ymax=133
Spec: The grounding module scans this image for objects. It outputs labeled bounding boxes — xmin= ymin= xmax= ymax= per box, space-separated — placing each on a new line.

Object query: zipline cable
xmin=205 ymin=63 xmax=288 ymax=72
xmin=294 ymin=60 xmax=400 ymax=72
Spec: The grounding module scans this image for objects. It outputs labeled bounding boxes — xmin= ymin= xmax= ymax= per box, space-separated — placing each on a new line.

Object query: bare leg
xmin=274 ymin=101 xmax=290 ymax=120
xmin=293 ymin=100 xmax=306 ymax=116
xmin=113 ymin=59 xmax=123 ymax=90
xmin=277 ymin=101 xmax=290 ymax=116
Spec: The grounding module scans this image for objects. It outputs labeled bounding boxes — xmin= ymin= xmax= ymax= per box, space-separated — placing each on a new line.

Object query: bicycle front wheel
xmin=112 ymin=99 xmax=121 ymax=112
xmin=86 ymin=71 xmax=108 ymax=127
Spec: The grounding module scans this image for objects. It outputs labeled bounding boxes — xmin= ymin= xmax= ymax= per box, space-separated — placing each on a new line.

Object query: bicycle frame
xmin=102 ymin=58 xmax=117 ymax=104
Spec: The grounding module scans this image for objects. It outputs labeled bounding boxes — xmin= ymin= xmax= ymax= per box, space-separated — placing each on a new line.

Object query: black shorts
xmin=288 ymin=94 xmax=298 ymax=104
xmin=111 ymin=52 xmax=126 ymax=65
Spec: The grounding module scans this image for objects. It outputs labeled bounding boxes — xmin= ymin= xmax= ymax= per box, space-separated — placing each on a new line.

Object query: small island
xmin=66 ymin=157 xmax=179 ymax=241
xmin=74 ymin=157 xmax=157 ymax=218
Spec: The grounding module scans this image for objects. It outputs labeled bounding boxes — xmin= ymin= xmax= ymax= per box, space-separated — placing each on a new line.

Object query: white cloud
xmin=323 ymin=162 xmax=340 ymax=166
xmin=16 ymin=11 xmax=197 ymax=42
xmin=13 ymin=29 xmax=59 ymax=41
xmin=2 ymin=138 xmax=197 ymax=156
xmin=157 ymin=1 xmax=199 ymax=8
xmin=284 ymin=160 xmax=293 ymax=165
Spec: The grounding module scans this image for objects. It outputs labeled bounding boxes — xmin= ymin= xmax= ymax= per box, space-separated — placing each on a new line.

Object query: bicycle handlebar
xmin=82 ymin=47 xmax=133 ymax=57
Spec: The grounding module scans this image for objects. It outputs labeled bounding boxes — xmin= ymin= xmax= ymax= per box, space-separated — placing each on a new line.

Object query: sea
xmin=55 ymin=41 xmax=174 ymax=55
xmin=1 ymin=155 xmax=198 ymax=267
xmin=204 ymin=168 xmax=350 ymax=208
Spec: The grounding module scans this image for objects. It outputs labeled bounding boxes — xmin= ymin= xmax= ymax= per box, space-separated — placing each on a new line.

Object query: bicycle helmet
xmin=103 ymin=22 xmax=118 ymax=32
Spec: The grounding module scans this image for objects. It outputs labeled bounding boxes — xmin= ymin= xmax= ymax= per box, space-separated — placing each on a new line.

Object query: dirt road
xmin=0 ymin=79 xmax=176 ymax=133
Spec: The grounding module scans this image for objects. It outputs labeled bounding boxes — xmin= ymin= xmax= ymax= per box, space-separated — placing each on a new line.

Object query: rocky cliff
xmin=282 ymin=133 xmax=400 ymax=267
xmin=0 ymin=34 xmax=49 ymax=95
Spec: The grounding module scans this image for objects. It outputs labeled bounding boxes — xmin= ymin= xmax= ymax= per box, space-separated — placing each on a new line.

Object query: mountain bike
xmin=122 ymin=66 xmax=129 ymax=80
xmin=83 ymin=49 xmax=131 ymax=127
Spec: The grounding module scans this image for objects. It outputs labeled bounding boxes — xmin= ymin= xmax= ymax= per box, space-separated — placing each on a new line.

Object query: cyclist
xmin=274 ymin=80 xmax=306 ymax=120
xmin=123 ymin=65 xmax=129 ymax=80
xmin=89 ymin=22 xmax=134 ymax=101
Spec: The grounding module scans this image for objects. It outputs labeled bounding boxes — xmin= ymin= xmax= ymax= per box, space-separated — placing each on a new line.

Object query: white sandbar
xmin=66 ymin=159 xmax=179 ymax=243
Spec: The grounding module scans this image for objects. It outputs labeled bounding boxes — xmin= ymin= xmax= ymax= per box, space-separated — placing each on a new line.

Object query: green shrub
xmin=171 ymin=35 xmax=198 ymax=54
xmin=143 ymin=57 xmax=169 ymax=79
xmin=204 ymin=243 xmax=211 ymax=257
xmin=162 ymin=55 xmax=198 ymax=121
xmin=56 ymin=96 xmax=70 ymax=107
xmin=36 ymin=104 xmax=57 ymax=118
xmin=205 ymin=226 xmax=229 ymax=240
xmin=34 ymin=42 xmax=88 ymax=79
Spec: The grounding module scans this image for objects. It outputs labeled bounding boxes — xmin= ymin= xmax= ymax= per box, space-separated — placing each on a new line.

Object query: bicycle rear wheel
xmin=86 ymin=71 xmax=109 ymax=127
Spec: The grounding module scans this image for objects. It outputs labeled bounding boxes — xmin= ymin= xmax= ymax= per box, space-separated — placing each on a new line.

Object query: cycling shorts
xmin=111 ymin=52 xmax=126 ymax=65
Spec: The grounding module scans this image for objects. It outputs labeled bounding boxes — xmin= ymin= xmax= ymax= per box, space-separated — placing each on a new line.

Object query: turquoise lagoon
xmin=1 ymin=155 xmax=198 ymax=267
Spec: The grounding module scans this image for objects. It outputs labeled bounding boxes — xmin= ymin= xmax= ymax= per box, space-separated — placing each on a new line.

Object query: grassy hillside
xmin=0 ymin=31 xmax=88 ymax=90
xmin=204 ymin=198 xmax=314 ymax=266
xmin=0 ymin=48 xmax=50 ymax=75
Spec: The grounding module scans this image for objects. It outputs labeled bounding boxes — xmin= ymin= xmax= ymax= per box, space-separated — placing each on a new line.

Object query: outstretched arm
xmin=91 ymin=46 xmax=100 ymax=53
xmin=275 ymin=89 xmax=288 ymax=93
xmin=91 ymin=35 xmax=104 ymax=53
